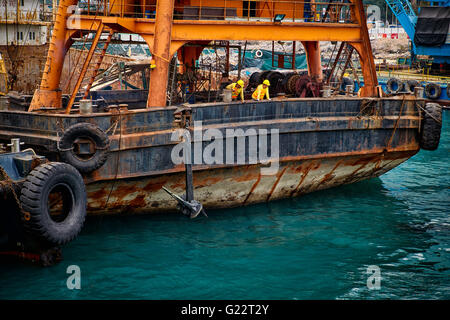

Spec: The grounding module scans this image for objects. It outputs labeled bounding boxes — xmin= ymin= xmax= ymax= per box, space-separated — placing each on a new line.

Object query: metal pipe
xmin=303 ymin=41 xmax=323 ymax=81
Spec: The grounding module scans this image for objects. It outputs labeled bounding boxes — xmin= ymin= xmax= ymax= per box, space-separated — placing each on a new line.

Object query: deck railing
xmin=72 ymin=0 xmax=355 ymax=24
xmin=0 ymin=9 xmax=52 ymax=24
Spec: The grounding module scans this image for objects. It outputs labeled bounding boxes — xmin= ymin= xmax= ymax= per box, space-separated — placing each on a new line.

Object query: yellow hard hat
xmin=263 ymin=79 xmax=270 ymax=86
xmin=237 ymin=80 xmax=244 ymax=86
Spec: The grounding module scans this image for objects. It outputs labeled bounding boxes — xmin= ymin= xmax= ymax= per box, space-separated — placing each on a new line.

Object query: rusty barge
xmin=0 ymin=0 xmax=443 ymax=265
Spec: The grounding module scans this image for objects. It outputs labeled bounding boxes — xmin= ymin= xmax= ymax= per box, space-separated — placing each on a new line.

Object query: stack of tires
xmin=386 ymin=78 xmax=405 ymax=94
xmin=386 ymin=77 xmax=444 ymax=101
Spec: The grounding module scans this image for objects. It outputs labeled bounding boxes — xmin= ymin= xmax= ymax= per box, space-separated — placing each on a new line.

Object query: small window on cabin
xmin=20 ymin=0 xmax=24 ymax=6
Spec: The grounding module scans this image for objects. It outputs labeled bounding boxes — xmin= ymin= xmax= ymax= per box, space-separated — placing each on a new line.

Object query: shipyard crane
xmin=385 ymin=0 xmax=450 ymax=65
xmin=28 ymin=0 xmax=382 ymax=111
xmin=385 ymin=0 xmax=417 ymax=47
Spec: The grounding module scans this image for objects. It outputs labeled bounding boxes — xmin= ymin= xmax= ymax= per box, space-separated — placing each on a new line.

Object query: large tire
xmin=447 ymin=85 xmax=450 ymax=98
xmin=420 ymin=103 xmax=442 ymax=151
xmin=287 ymin=74 xmax=301 ymax=94
xmin=386 ymin=77 xmax=404 ymax=94
xmin=20 ymin=162 xmax=87 ymax=245
xmin=282 ymin=72 xmax=297 ymax=93
xmin=266 ymin=71 xmax=284 ymax=96
xmin=248 ymin=72 xmax=261 ymax=89
xmin=424 ymin=83 xmax=441 ymax=100
xmin=59 ymin=122 xmax=109 ymax=173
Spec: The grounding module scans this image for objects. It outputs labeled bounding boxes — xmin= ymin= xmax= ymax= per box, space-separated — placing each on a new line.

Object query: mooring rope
xmin=415 ymin=103 xmax=443 ymax=125
xmin=104 ymin=108 xmax=123 ymax=210
xmin=386 ymin=96 xmax=406 ymax=150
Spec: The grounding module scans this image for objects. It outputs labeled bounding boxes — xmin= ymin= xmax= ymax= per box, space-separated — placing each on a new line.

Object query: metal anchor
xmin=164 ymin=111 xmax=206 ymax=219
xmin=162 ymin=187 xmax=207 ymax=219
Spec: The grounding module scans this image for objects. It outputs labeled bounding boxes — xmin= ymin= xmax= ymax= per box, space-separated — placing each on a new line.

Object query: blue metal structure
xmin=385 ymin=0 xmax=417 ymax=44
xmin=385 ymin=0 xmax=450 ymax=64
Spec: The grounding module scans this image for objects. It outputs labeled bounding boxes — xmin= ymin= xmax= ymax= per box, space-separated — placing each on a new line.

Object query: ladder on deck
xmin=167 ymin=56 xmax=178 ymax=106
xmin=83 ymin=30 xmax=114 ymax=99
xmin=325 ymin=42 xmax=361 ymax=92
xmin=66 ymin=24 xmax=114 ymax=113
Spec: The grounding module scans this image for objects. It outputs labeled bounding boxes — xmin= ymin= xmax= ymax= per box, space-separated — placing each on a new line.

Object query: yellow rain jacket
xmin=226 ymin=82 xmax=244 ymax=101
xmin=252 ymin=84 xmax=270 ymax=101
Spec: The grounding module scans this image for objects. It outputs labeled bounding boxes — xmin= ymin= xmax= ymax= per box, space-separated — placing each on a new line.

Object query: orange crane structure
xmin=28 ymin=0 xmax=380 ymax=112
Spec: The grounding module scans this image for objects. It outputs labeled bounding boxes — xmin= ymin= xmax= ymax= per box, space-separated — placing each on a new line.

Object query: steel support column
xmin=29 ymin=0 xmax=78 ymax=111
xmin=302 ymin=41 xmax=323 ymax=81
xmin=147 ymin=0 xmax=175 ymax=108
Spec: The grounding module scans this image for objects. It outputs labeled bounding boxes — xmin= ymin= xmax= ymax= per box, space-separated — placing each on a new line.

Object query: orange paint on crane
xmin=28 ymin=0 xmax=381 ymax=112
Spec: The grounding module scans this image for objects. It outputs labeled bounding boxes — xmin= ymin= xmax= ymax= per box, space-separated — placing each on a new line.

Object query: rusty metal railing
xmin=70 ymin=0 xmax=355 ymax=24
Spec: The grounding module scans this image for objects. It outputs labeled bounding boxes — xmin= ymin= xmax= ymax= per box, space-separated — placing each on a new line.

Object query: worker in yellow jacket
xmin=225 ymin=79 xmax=245 ymax=102
xmin=252 ymin=79 xmax=271 ymax=101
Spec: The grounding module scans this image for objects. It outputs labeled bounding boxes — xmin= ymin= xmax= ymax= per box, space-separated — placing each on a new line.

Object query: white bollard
xmin=222 ymin=89 xmax=232 ymax=103
xmin=414 ymin=87 xmax=424 ymax=99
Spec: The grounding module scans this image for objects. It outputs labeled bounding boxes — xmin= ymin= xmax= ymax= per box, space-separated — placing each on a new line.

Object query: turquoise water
xmin=0 ymin=112 xmax=448 ymax=300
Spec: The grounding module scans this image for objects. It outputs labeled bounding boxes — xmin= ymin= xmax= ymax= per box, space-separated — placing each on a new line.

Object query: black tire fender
xmin=420 ymin=103 xmax=442 ymax=151
xmin=405 ymin=80 xmax=420 ymax=93
xmin=386 ymin=78 xmax=404 ymax=94
xmin=59 ymin=122 xmax=109 ymax=174
xmin=20 ymin=162 xmax=87 ymax=245
xmin=424 ymin=83 xmax=441 ymax=100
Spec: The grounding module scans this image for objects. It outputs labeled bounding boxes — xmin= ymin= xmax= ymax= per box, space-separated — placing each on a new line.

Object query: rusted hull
xmin=0 ymin=95 xmax=422 ymax=215
xmin=85 ymin=150 xmax=417 ymax=214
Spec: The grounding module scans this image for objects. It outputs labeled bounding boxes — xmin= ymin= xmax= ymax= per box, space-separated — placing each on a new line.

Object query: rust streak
xmin=129 ymin=194 xmax=147 ymax=208
xmin=243 ymin=174 xmax=262 ymax=204
xmin=232 ymin=171 xmax=260 ymax=182
xmin=266 ymin=167 xmax=287 ymax=202
xmin=194 ymin=176 xmax=223 ymax=188
xmin=318 ymin=159 xmax=345 ymax=186
xmin=342 ymin=161 xmax=370 ymax=184
xmin=290 ymin=162 xmax=315 ymax=197
xmin=371 ymin=158 xmax=398 ymax=176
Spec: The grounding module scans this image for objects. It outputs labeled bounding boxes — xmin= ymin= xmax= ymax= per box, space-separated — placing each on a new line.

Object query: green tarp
xmin=241 ymin=49 xmax=307 ymax=70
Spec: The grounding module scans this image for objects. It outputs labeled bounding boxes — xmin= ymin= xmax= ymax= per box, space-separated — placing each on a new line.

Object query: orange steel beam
xmin=349 ymin=0 xmax=380 ymax=97
xmin=28 ymin=0 xmax=78 ymax=111
xmin=68 ymin=17 xmax=362 ymax=42
xmin=29 ymin=0 xmax=381 ymax=112
xmin=65 ymin=23 xmax=105 ymax=114
xmin=302 ymin=41 xmax=322 ymax=81
xmin=147 ymin=0 xmax=175 ymax=108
